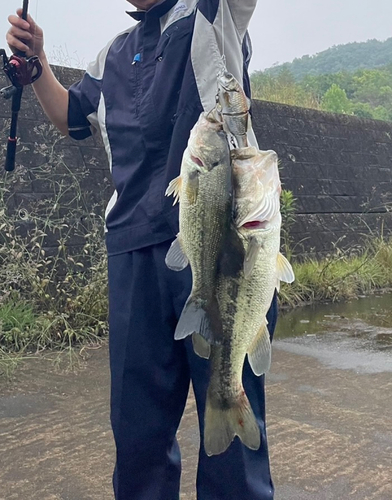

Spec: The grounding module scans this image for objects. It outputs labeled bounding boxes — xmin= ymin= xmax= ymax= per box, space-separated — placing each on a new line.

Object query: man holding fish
xmin=6 ymin=1 xmax=292 ymax=499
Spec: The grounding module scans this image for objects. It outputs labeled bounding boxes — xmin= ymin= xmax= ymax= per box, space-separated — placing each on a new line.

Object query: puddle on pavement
xmin=275 ymin=292 xmax=392 ymax=352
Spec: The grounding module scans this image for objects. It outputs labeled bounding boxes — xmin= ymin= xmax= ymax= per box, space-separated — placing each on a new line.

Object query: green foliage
xmin=279 ymin=236 xmax=392 ymax=308
xmin=251 ymin=63 xmax=392 ymax=122
xmin=0 ymin=123 xmax=109 ymax=356
xmin=251 ymin=68 xmax=320 ymax=109
xmin=280 ymin=189 xmax=297 ymax=260
xmin=321 ymin=84 xmax=352 ymax=114
xmin=265 ymin=38 xmax=392 ymax=81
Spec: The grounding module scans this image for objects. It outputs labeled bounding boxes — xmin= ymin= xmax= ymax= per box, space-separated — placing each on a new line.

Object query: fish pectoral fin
xmin=204 ymin=389 xmax=260 ymax=456
xmin=277 ymin=252 xmax=295 ymax=283
xmin=192 ymin=333 xmax=211 ymax=359
xmin=247 ymin=321 xmax=271 ymax=376
xmin=243 ymin=236 xmax=262 ymax=278
xmin=165 ymin=176 xmax=182 ymax=205
xmin=185 ymin=169 xmax=199 ymax=205
xmin=165 ymin=236 xmax=189 ymax=271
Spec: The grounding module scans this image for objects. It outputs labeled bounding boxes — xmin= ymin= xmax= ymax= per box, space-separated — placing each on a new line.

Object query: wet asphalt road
xmin=0 ymin=302 xmax=391 ymax=500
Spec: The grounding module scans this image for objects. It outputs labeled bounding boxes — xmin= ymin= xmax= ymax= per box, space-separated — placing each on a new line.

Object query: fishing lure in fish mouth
xmin=0 ymin=0 xmax=43 ymax=172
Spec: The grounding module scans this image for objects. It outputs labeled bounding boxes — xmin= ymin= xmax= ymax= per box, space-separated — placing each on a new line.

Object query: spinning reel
xmin=1 ymin=0 xmax=42 ymax=171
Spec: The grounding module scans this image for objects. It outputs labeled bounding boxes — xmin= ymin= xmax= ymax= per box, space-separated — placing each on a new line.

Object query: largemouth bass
xmin=195 ymin=147 xmax=295 ymax=456
xmin=165 ymin=111 xmax=244 ymax=343
xmin=217 ymin=72 xmax=250 ymax=148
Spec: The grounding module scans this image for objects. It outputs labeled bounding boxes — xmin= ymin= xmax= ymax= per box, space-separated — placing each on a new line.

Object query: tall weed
xmin=0 ymin=123 xmax=109 ymax=354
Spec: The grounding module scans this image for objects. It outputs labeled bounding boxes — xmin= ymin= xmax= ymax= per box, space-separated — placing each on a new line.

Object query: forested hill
xmin=265 ymin=38 xmax=392 ymax=80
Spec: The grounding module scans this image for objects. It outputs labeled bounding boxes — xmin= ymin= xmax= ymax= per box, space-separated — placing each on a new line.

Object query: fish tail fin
xmin=204 ymin=389 xmax=260 ymax=456
xmin=174 ymin=295 xmax=215 ymax=343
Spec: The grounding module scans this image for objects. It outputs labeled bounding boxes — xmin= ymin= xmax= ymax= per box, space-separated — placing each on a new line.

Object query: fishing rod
xmin=0 ymin=0 xmax=42 ymax=172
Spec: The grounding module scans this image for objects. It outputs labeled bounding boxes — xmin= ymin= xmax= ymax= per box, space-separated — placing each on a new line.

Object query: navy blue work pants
xmin=108 ymin=239 xmax=277 ymax=500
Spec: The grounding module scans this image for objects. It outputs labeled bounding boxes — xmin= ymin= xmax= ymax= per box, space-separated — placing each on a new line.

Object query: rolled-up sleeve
xmin=68 ymin=73 xmax=102 ymax=140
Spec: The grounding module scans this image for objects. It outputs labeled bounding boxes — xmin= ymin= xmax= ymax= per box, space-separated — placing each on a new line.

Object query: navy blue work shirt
xmin=68 ymin=0 xmax=256 ymax=255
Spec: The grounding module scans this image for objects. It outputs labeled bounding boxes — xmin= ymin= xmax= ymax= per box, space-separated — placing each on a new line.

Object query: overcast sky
xmin=2 ymin=0 xmax=392 ymax=72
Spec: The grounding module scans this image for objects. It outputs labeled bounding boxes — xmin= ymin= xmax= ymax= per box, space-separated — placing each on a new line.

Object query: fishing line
xmin=220 ymin=0 xmax=226 ymax=69
xmin=32 ymin=0 xmax=39 ymax=56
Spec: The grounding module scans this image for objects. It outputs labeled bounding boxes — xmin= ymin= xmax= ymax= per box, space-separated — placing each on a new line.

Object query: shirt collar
xmin=127 ymin=0 xmax=179 ymax=21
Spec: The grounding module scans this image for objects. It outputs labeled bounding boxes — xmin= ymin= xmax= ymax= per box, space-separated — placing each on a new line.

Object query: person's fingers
xmin=25 ymin=13 xmax=38 ymax=31
xmin=8 ymin=13 xmax=30 ymax=32
xmin=7 ymin=25 xmax=32 ymax=42
xmin=15 ymin=9 xmax=40 ymax=33
xmin=6 ymin=33 xmax=31 ymax=54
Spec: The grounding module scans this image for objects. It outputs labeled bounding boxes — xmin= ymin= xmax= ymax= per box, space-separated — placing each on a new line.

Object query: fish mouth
xmin=242 ymin=220 xmax=269 ymax=230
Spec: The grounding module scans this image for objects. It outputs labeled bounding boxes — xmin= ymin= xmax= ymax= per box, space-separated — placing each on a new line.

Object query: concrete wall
xmin=251 ymin=100 xmax=392 ymax=255
xmin=1 ymin=65 xmax=391 ymax=259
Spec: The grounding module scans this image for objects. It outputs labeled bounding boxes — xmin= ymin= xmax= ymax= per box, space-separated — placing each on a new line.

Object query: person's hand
xmin=6 ymin=8 xmax=44 ymax=58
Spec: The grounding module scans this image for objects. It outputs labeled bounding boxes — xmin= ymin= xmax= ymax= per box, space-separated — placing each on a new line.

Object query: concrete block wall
xmin=1 ymin=65 xmax=391 ymax=260
xmin=251 ymin=100 xmax=392 ymax=255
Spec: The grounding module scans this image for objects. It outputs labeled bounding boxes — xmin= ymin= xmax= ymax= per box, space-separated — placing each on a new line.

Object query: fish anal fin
xmin=165 ymin=236 xmax=189 ymax=271
xmin=277 ymin=252 xmax=295 ymax=283
xmin=247 ymin=321 xmax=271 ymax=376
xmin=165 ymin=176 xmax=182 ymax=205
xmin=192 ymin=333 xmax=211 ymax=359
xmin=175 ymin=295 xmax=221 ymax=344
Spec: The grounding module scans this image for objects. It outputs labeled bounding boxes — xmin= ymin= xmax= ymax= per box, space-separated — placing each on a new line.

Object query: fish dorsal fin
xmin=247 ymin=321 xmax=271 ymax=376
xmin=244 ymin=236 xmax=262 ymax=278
xmin=165 ymin=176 xmax=182 ymax=205
xmin=192 ymin=333 xmax=211 ymax=359
xmin=277 ymin=253 xmax=295 ymax=283
xmin=165 ymin=236 xmax=189 ymax=271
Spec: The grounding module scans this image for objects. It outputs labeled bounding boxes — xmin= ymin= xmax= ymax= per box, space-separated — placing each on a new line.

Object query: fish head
xmin=217 ymin=72 xmax=249 ymax=116
xmin=186 ymin=111 xmax=229 ymax=173
xmin=233 ymin=148 xmax=282 ymax=232
xmin=218 ymin=72 xmax=239 ymax=93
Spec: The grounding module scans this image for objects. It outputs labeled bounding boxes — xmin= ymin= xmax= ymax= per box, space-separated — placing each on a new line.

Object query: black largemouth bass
xmin=198 ymin=147 xmax=295 ymax=456
xmin=165 ymin=111 xmax=244 ymax=344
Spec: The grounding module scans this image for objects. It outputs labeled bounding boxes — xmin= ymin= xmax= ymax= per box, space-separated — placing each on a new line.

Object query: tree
xmin=321 ymin=84 xmax=352 ymax=114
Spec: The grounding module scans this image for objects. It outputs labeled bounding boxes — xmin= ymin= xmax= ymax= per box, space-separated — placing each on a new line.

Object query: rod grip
xmin=5 ymin=138 xmax=17 ymax=172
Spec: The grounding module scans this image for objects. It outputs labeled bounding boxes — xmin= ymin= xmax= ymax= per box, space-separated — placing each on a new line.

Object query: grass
xmin=0 ymin=122 xmax=108 ymax=376
xmin=279 ymin=236 xmax=392 ymax=308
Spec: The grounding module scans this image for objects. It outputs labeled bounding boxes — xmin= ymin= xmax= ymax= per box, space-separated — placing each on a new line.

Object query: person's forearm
xmin=32 ymin=52 xmax=69 ymax=136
